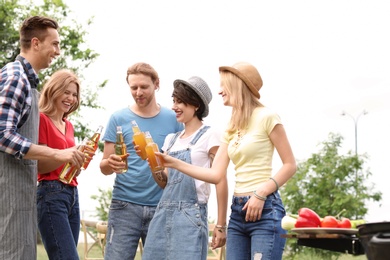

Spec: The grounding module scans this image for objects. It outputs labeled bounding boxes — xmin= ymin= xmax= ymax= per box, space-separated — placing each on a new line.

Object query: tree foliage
xmin=281 ymin=132 xmax=382 ymax=259
xmin=90 ymin=187 xmax=112 ymax=221
xmin=0 ymin=0 xmax=107 ymax=141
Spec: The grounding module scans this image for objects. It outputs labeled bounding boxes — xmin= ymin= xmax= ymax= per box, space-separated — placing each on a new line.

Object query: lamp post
xmin=341 ymin=109 xmax=368 ymax=156
xmin=341 ymin=109 xmax=368 ymax=201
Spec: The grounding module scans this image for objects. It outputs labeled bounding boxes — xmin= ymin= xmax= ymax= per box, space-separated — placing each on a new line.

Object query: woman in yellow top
xmin=159 ymin=62 xmax=296 ymax=260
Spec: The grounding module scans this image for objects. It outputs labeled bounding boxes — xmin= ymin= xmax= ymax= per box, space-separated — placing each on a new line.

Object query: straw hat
xmin=219 ymin=62 xmax=263 ymax=99
xmin=173 ymin=76 xmax=212 ymax=117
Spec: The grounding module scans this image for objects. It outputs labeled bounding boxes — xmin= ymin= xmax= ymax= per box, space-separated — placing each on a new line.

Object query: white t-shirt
xmin=162 ymin=125 xmax=221 ymax=203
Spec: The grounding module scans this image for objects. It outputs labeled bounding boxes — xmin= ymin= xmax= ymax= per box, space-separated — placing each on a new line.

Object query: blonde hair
xmin=39 ymin=69 xmax=81 ymax=119
xmin=220 ymin=71 xmax=262 ymax=135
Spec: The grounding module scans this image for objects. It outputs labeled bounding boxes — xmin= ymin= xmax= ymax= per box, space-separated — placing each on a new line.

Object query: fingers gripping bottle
xmin=145 ymin=131 xmax=164 ymax=173
xmin=131 ymin=120 xmax=147 ymax=160
xmin=59 ymin=125 xmax=103 ymax=184
xmin=115 ymin=126 xmax=128 ymax=173
xmin=82 ymin=125 xmax=104 ymax=170
xmin=59 ymin=137 xmax=88 ymax=184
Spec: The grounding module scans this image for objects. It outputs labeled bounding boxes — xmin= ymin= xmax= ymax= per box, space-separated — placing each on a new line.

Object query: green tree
xmin=91 ymin=187 xmax=112 ymax=221
xmin=281 ymin=132 xmax=382 ymax=259
xmin=0 ymin=0 xmax=107 ymax=141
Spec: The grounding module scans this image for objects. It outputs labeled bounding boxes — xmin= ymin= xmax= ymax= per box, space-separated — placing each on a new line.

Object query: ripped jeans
xmin=226 ymin=192 xmax=286 ymax=260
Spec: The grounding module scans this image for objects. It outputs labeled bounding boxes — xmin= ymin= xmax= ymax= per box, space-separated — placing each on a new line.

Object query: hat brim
xmin=173 ymin=79 xmax=210 ymax=117
xmin=219 ymin=66 xmax=260 ymax=99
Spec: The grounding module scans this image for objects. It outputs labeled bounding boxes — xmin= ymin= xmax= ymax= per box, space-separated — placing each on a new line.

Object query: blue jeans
xmin=104 ymin=200 xmax=156 ymax=260
xmin=226 ymin=192 xmax=287 ymax=260
xmin=37 ymin=180 xmax=80 ymax=260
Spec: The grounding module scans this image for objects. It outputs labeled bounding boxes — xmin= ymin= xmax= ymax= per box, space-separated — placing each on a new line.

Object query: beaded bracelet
xmin=269 ymin=177 xmax=279 ymax=190
xmin=252 ymin=191 xmax=267 ymax=201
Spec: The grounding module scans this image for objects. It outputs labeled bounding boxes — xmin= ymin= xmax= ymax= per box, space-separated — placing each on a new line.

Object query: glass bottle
xmin=145 ymin=131 xmax=164 ymax=173
xmin=131 ymin=120 xmax=147 ymax=160
xmin=59 ymin=137 xmax=88 ymax=184
xmin=82 ymin=125 xmax=104 ymax=170
xmin=115 ymin=126 xmax=128 ymax=173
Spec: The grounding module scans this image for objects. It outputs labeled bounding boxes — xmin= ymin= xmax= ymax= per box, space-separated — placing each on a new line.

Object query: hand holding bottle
xmin=81 ymin=125 xmax=103 ymax=170
xmin=144 ymin=131 xmax=164 ymax=173
xmin=131 ymin=120 xmax=147 ymax=160
xmin=106 ymin=153 xmax=129 ymax=174
xmin=59 ymin=137 xmax=89 ymax=184
xmin=59 ymin=125 xmax=103 ymax=184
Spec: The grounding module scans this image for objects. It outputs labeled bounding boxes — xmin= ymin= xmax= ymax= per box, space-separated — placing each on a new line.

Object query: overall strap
xmin=188 ymin=125 xmax=210 ymax=147
xmin=165 ymin=132 xmax=182 ymax=153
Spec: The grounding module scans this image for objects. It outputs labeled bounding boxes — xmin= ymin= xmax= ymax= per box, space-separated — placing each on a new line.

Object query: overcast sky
xmin=53 ymin=0 xmax=390 ymax=222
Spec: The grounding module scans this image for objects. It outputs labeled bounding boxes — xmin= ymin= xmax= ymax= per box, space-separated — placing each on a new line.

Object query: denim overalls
xmin=143 ymin=126 xmax=210 ymax=260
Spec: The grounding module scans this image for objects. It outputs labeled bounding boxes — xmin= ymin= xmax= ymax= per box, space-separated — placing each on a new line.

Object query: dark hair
xmin=19 ymin=16 xmax=59 ymax=50
xmin=126 ymin=62 xmax=159 ymax=86
xmin=172 ymin=82 xmax=205 ymax=121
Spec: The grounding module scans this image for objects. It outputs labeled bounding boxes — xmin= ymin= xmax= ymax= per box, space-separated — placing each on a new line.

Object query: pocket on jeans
xmin=109 ymin=200 xmax=128 ymax=210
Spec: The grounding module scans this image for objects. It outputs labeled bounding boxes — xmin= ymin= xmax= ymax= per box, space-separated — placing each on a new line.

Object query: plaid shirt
xmin=0 ymin=56 xmax=39 ymax=159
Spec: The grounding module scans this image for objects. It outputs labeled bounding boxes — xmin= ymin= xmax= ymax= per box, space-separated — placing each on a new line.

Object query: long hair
xmin=19 ymin=16 xmax=59 ymax=50
xmin=220 ymin=71 xmax=262 ymax=135
xmin=39 ymin=69 xmax=81 ymax=119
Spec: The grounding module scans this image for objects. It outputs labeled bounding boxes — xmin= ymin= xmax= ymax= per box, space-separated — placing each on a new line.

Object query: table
xmin=282 ymin=233 xmax=365 ymax=255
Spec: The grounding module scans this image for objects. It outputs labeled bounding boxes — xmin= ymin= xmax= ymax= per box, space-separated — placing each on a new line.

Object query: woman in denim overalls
xmin=142 ymin=76 xmax=228 ymax=260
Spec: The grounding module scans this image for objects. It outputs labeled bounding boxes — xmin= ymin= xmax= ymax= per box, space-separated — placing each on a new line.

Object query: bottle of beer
xmin=82 ymin=125 xmax=104 ymax=170
xmin=131 ymin=120 xmax=147 ymax=160
xmin=115 ymin=126 xmax=128 ymax=173
xmin=59 ymin=125 xmax=103 ymax=184
xmin=145 ymin=131 xmax=164 ymax=173
xmin=59 ymin=137 xmax=88 ymax=184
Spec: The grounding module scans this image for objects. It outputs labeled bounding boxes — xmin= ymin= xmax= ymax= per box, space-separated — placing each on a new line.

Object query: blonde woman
xmin=159 ymin=62 xmax=296 ymax=260
xmin=37 ymin=69 xmax=86 ymax=259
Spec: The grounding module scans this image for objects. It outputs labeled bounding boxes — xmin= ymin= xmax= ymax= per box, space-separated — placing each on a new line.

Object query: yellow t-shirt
xmin=223 ymin=106 xmax=282 ymax=194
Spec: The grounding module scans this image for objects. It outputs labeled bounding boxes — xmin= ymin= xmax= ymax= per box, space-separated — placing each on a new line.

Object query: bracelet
xmin=215 ymin=225 xmax=227 ymax=233
xmin=252 ymin=191 xmax=267 ymax=201
xmin=269 ymin=177 xmax=279 ymax=190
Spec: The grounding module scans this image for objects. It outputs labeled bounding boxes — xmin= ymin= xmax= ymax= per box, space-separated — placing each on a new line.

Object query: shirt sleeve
xmin=206 ymin=128 xmax=222 ymax=152
xmin=0 ymin=64 xmax=32 ymax=159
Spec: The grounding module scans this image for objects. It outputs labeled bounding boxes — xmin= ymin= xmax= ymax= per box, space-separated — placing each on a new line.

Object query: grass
xmin=38 ymin=243 xmax=367 ymax=260
xmin=37 ymin=243 xmax=142 ymax=260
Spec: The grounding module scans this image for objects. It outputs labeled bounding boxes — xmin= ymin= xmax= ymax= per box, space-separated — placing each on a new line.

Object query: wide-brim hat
xmin=173 ymin=76 xmax=212 ymax=117
xmin=219 ymin=62 xmax=263 ymax=99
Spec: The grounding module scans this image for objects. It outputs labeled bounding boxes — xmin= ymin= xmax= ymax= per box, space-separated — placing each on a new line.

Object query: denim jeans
xmin=37 ymin=180 xmax=80 ymax=260
xmin=104 ymin=200 xmax=156 ymax=260
xmin=226 ymin=192 xmax=287 ymax=260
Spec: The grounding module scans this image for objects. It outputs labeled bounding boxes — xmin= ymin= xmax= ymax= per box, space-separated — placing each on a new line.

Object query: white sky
xmin=56 ymin=0 xmax=390 ymax=222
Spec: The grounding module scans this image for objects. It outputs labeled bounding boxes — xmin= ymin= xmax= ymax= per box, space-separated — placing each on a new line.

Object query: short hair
xmin=39 ymin=69 xmax=81 ymax=119
xmin=126 ymin=62 xmax=159 ymax=86
xmin=172 ymin=82 xmax=205 ymax=121
xmin=19 ymin=16 xmax=59 ymax=50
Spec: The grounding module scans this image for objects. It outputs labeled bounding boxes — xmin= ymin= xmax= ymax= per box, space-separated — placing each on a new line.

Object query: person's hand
xmin=155 ymin=152 xmax=176 ymax=167
xmin=211 ymin=226 xmax=227 ymax=249
xmin=242 ymin=196 xmax=265 ymax=222
xmin=55 ymin=146 xmax=85 ymax=169
xmin=106 ymin=153 xmax=129 ymax=174
xmin=133 ymin=141 xmax=142 ymax=158
xmin=82 ymin=144 xmax=96 ymax=162
xmin=75 ymin=168 xmax=82 ymax=177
